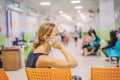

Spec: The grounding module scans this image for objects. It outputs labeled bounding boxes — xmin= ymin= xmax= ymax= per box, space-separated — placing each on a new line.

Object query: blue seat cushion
xmin=105 ymin=49 xmax=120 ymax=58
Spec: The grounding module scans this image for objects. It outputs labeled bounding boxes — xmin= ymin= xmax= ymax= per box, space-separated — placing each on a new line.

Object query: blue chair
xmin=104 ymin=40 xmax=120 ymax=67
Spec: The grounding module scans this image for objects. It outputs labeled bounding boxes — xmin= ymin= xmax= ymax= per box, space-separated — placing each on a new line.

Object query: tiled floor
xmin=6 ymin=39 xmax=119 ymax=80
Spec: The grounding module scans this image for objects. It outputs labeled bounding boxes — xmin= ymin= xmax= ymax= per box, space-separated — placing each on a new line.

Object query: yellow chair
xmin=0 ymin=68 xmax=9 ymax=80
xmin=90 ymin=67 xmax=120 ymax=80
xmin=25 ymin=68 xmax=72 ymax=80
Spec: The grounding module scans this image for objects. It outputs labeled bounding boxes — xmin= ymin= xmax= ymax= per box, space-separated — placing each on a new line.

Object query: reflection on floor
xmin=6 ymin=39 xmax=119 ymax=80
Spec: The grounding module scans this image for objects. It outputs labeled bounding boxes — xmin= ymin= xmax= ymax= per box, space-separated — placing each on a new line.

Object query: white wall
xmin=11 ymin=11 xmax=44 ymax=37
xmin=93 ymin=12 xmax=100 ymax=31
xmin=99 ymin=0 xmax=115 ymax=30
xmin=0 ymin=0 xmax=6 ymax=34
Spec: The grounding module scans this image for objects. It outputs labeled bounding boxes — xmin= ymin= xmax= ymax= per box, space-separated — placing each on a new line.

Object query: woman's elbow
xmin=70 ymin=62 xmax=78 ymax=68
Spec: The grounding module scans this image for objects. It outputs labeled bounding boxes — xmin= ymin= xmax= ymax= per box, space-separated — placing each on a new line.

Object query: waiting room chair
xmin=25 ymin=68 xmax=72 ymax=80
xmin=0 ymin=68 xmax=9 ymax=80
xmin=90 ymin=67 xmax=120 ymax=80
xmin=104 ymin=40 xmax=120 ymax=67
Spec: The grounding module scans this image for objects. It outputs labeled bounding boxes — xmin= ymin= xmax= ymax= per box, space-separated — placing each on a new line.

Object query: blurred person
xmin=116 ymin=32 xmax=120 ymax=40
xmin=78 ymin=27 xmax=82 ymax=39
xmin=60 ymin=30 xmax=66 ymax=42
xmin=73 ymin=26 xmax=79 ymax=46
xmin=26 ymin=22 xmax=81 ymax=80
xmin=82 ymin=34 xmax=94 ymax=56
xmin=88 ymin=27 xmax=96 ymax=37
xmin=87 ymin=30 xmax=100 ymax=55
xmin=102 ymin=29 xmax=118 ymax=61
xmin=60 ymin=30 xmax=69 ymax=45
xmin=82 ymin=28 xmax=100 ymax=56
xmin=63 ymin=33 xmax=69 ymax=45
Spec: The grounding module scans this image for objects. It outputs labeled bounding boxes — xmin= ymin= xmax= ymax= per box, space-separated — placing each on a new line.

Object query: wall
xmin=11 ymin=11 xmax=42 ymax=37
xmin=0 ymin=0 xmax=6 ymax=46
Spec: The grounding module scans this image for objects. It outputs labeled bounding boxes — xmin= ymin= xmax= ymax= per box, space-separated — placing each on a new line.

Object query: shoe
xmin=105 ymin=58 xmax=117 ymax=61
xmin=105 ymin=59 xmax=109 ymax=61
xmin=89 ymin=53 xmax=97 ymax=56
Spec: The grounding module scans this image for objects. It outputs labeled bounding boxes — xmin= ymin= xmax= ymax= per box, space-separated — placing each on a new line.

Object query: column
xmin=99 ymin=0 xmax=115 ymax=30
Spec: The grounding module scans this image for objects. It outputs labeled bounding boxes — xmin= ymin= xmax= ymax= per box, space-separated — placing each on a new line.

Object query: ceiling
xmin=19 ymin=0 xmax=120 ymax=23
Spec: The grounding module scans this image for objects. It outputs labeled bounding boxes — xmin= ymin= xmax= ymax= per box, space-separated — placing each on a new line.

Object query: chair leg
xmin=116 ymin=58 xmax=119 ymax=67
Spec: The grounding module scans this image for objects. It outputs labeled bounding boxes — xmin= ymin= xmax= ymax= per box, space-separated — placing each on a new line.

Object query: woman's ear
xmin=43 ymin=35 xmax=49 ymax=41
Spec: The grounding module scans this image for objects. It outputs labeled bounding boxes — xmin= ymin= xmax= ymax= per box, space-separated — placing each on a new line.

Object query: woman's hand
xmin=53 ymin=41 xmax=63 ymax=49
xmin=48 ymin=39 xmax=63 ymax=49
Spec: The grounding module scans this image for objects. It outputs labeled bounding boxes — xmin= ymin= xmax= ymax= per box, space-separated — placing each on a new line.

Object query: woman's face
xmin=44 ymin=26 xmax=60 ymax=47
xmin=49 ymin=26 xmax=59 ymax=39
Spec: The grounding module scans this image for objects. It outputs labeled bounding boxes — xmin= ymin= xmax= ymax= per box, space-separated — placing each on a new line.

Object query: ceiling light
xmin=70 ymin=0 xmax=81 ymax=4
xmin=77 ymin=22 xmax=83 ymax=26
xmin=77 ymin=10 xmax=81 ymax=13
xmin=59 ymin=11 xmax=63 ymax=14
xmin=79 ymin=12 xmax=87 ymax=22
xmin=74 ymin=6 xmax=83 ymax=9
xmin=61 ymin=13 xmax=67 ymax=17
xmin=40 ymin=2 xmax=51 ymax=6
xmin=60 ymin=13 xmax=72 ymax=21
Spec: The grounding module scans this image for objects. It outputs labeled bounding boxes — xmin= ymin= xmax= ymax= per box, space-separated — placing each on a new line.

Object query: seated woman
xmin=26 ymin=22 xmax=81 ymax=80
xmin=82 ymin=29 xmax=100 ymax=56
xmin=102 ymin=30 xmax=118 ymax=61
xmin=87 ymin=36 xmax=100 ymax=55
xmin=82 ymin=36 xmax=93 ymax=56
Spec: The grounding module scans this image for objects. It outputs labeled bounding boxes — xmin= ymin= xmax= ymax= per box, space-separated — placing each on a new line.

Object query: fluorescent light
xmin=61 ymin=13 xmax=67 ymax=17
xmin=59 ymin=11 xmax=63 ymax=14
xmin=29 ymin=12 xmax=38 ymax=17
xmin=77 ymin=22 xmax=83 ymax=26
xmin=70 ymin=0 xmax=81 ymax=4
xmin=79 ymin=12 xmax=87 ymax=22
xmin=59 ymin=11 xmax=72 ymax=20
xmin=60 ymin=13 xmax=72 ymax=21
xmin=7 ymin=5 xmax=23 ymax=13
xmin=65 ymin=16 xmax=72 ymax=21
xmin=40 ymin=2 xmax=51 ymax=5
xmin=74 ymin=6 xmax=83 ymax=9
xmin=77 ymin=10 xmax=81 ymax=13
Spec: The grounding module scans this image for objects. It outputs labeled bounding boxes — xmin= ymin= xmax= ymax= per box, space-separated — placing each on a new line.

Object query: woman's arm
xmin=59 ymin=45 xmax=78 ymax=68
xmin=36 ymin=42 xmax=78 ymax=68
xmin=36 ymin=54 xmax=78 ymax=68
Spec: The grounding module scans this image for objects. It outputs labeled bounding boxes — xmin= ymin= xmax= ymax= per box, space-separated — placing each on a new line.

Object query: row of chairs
xmin=0 ymin=67 xmax=120 ymax=80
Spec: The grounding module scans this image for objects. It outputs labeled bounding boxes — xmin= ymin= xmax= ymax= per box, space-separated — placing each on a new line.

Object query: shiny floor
xmin=6 ymin=39 xmax=118 ymax=80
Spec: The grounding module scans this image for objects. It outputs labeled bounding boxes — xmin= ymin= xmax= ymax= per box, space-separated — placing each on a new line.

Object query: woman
xmin=26 ymin=22 xmax=78 ymax=68
xmin=82 ymin=29 xmax=100 ymax=56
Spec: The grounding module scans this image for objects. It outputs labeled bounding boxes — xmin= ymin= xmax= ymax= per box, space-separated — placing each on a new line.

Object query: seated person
xmin=82 ymin=35 xmax=94 ymax=55
xmin=87 ymin=37 xmax=100 ymax=55
xmin=102 ymin=30 xmax=118 ymax=61
xmin=26 ymin=22 xmax=81 ymax=80
xmin=82 ymin=29 xmax=100 ymax=56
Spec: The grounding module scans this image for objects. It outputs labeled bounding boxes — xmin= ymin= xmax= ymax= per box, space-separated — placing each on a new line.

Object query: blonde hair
xmin=32 ymin=22 xmax=56 ymax=50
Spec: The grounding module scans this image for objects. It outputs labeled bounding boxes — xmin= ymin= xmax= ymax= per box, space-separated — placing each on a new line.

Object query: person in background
xmin=82 ymin=34 xmax=94 ymax=56
xmin=82 ymin=28 xmax=100 ymax=56
xmin=73 ymin=26 xmax=79 ymax=46
xmin=60 ymin=30 xmax=66 ymax=44
xmin=26 ymin=22 xmax=81 ymax=80
xmin=63 ymin=32 xmax=69 ymax=45
xmin=88 ymin=27 xmax=96 ymax=37
xmin=79 ymin=27 xmax=82 ymax=39
xmin=102 ymin=29 xmax=118 ymax=61
xmin=87 ymin=30 xmax=100 ymax=55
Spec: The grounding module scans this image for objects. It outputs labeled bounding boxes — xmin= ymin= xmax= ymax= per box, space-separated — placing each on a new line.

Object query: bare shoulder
xmin=36 ymin=55 xmax=67 ymax=68
xmin=37 ymin=55 xmax=62 ymax=63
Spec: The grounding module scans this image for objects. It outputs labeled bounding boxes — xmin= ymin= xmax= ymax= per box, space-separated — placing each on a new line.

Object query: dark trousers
xmin=102 ymin=45 xmax=112 ymax=57
xmin=93 ymin=44 xmax=100 ymax=53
